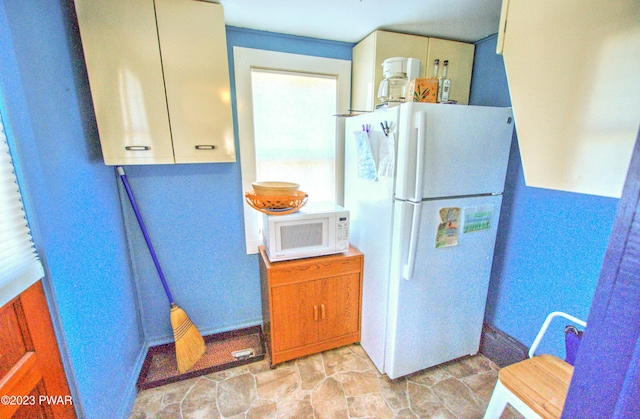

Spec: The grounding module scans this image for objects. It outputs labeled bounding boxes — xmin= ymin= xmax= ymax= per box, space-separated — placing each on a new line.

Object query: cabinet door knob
xmin=125 ymin=146 xmax=151 ymax=151
xmin=314 ymin=305 xmax=318 ymax=321
xmin=195 ymin=145 xmax=216 ymax=150
xmin=321 ymin=304 xmax=326 ymax=320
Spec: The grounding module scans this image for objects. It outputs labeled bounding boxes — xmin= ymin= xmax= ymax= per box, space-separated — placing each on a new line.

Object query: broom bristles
xmin=170 ymin=303 xmax=205 ymax=373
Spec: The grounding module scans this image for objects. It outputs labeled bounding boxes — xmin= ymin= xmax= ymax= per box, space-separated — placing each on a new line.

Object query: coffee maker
xmin=377 ymin=57 xmax=421 ymax=103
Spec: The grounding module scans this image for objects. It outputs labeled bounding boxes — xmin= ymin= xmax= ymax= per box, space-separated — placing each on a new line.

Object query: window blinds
xmin=0 ymin=116 xmax=44 ymax=308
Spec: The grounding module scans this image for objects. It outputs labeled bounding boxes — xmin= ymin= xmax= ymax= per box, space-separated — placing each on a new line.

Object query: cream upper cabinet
xmin=155 ymin=0 xmax=234 ymax=163
xmin=425 ymin=38 xmax=475 ymax=106
xmin=497 ymin=0 xmax=639 ymax=198
xmin=74 ymin=0 xmax=173 ymax=164
xmin=351 ymin=30 xmax=475 ymax=112
xmin=352 ymin=31 xmax=429 ymax=112
xmin=74 ymin=0 xmax=235 ymax=165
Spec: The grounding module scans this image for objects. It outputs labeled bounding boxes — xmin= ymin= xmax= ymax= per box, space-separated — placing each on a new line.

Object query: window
xmin=234 ymin=47 xmax=351 ymax=253
xmin=0 ymin=114 xmax=44 ymax=308
xmin=251 ymin=69 xmax=337 ymax=202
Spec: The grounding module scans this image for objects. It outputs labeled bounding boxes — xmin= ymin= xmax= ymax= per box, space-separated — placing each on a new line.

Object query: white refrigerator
xmin=344 ymin=102 xmax=514 ymax=379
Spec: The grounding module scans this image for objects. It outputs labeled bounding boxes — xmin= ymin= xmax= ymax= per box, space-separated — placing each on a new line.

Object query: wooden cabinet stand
xmin=259 ymin=246 xmax=363 ymax=366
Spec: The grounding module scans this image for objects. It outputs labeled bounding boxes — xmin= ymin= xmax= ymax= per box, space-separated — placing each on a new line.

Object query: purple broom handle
xmin=117 ymin=166 xmax=174 ymax=305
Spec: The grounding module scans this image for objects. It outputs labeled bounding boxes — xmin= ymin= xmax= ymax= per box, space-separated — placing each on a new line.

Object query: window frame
xmin=233 ymin=47 xmax=351 ymax=254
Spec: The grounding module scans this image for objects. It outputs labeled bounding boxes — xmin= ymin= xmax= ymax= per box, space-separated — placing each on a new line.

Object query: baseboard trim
xmin=146 ymin=318 xmax=263 ymax=348
xmin=479 ymin=322 xmax=528 ymax=368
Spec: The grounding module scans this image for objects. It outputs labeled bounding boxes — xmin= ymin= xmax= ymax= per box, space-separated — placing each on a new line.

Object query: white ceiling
xmin=218 ymin=0 xmax=504 ymax=44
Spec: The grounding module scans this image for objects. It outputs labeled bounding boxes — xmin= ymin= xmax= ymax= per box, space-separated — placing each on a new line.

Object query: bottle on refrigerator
xmin=441 ymin=60 xmax=451 ymax=102
xmin=433 ymin=59 xmax=442 ymax=103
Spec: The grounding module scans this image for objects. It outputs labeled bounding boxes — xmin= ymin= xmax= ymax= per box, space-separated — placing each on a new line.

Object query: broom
xmin=117 ymin=166 xmax=205 ymax=372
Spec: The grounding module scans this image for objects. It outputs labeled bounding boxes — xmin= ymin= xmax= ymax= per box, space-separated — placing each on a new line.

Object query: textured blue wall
xmin=1 ymin=2 xmax=353 ymax=414
xmin=0 ymin=0 xmax=144 ymax=417
xmin=6 ymin=2 xmax=618 ymax=414
xmin=120 ymin=28 xmax=354 ymax=343
xmin=471 ymin=34 xmax=620 ymax=356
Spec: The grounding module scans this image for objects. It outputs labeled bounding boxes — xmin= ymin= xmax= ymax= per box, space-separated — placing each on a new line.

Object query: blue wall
xmin=1 ymin=2 xmax=353 ymax=415
xmin=0 ymin=1 xmax=144 ymax=417
xmin=1 ymin=1 xmax=619 ymax=415
xmin=122 ymin=28 xmax=354 ymax=343
xmin=471 ymin=35 xmax=620 ymax=356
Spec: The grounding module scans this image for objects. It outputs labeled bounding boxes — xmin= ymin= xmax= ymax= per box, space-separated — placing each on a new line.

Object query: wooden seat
xmin=499 ymin=354 xmax=573 ymax=419
xmin=484 ymin=312 xmax=585 ymax=419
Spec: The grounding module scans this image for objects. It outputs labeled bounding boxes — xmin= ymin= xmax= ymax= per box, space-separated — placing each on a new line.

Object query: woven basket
xmin=245 ymin=190 xmax=308 ymax=215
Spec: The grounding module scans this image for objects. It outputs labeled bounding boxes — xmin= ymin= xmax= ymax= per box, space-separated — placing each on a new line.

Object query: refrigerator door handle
xmin=403 ymin=201 xmax=422 ymax=280
xmin=413 ymin=111 xmax=427 ymax=201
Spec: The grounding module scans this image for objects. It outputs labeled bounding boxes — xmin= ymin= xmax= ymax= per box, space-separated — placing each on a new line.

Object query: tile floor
xmin=130 ymin=344 xmax=523 ymax=419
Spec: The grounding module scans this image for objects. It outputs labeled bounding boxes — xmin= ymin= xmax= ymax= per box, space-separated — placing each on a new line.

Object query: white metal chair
xmin=484 ymin=312 xmax=586 ymax=419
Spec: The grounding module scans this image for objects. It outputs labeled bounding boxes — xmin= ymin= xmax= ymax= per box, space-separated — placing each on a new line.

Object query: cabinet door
xmin=319 ymin=273 xmax=361 ymax=342
xmin=74 ymin=0 xmax=174 ymax=165
xmin=352 ymin=31 xmax=430 ymax=112
xmin=351 ymin=33 xmax=376 ymax=112
xmin=271 ymin=281 xmax=319 ymax=352
xmin=155 ymin=0 xmax=236 ymax=163
xmin=498 ymin=0 xmax=638 ymax=198
xmin=0 ymin=282 xmax=75 ymax=418
xmin=426 ymin=38 xmax=475 ymax=105
xmin=374 ymin=31 xmax=431 ymax=79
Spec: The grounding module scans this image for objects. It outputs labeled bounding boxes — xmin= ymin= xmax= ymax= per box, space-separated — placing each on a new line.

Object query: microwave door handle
xmin=403 ymin=201 xmax=422 ymax=280
xmin=413 ymin=111 xmax=427 ymax=202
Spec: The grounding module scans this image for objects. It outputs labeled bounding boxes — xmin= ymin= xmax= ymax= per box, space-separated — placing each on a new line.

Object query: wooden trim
xmin=0 ymin=281 xmax=76 ymax=418
xmin=0 ymin=353 xmax=42 ymax=418
xmin=19 ymin=281 xmax=75 ymax=418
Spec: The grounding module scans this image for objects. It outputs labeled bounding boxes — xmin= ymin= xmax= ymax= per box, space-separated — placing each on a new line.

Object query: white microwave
xmin=262 ymin=202 xmax=350 ymax=262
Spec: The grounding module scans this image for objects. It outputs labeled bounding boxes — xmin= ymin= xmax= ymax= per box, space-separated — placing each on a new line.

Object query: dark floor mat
xmin=136 ymin=325 xmax=265 ymax=390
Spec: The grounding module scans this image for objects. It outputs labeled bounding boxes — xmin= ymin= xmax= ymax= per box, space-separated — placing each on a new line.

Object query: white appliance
xmin=262 ymin=202 xmax=350 ymax=262
xmin=345 ymin=102 xmax=514 ymax=379
xmin=377 ymin=57 xmax=421 ymax=103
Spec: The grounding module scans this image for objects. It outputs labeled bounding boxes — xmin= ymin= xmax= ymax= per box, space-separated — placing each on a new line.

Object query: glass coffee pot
xmin=377 ymin=57 xmax=420 ymax=103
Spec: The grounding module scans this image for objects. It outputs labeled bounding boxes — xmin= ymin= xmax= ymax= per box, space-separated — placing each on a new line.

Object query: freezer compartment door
xmin=395 ymin=103 xmax=514 ymax=200
xmin=385 ymin=194 xmax=503 ymax=379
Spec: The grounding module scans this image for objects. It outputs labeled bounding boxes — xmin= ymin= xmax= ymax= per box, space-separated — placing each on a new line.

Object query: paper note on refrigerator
xmin=353 ymin=130 xmax=377 ymax=181
xmin=463 ymin=205 xmax=494 ymax=233
xmin=435 ymin=207 xmax=460 ymax=248
xmin=378 ymin=132 xmax=395 ymax=177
